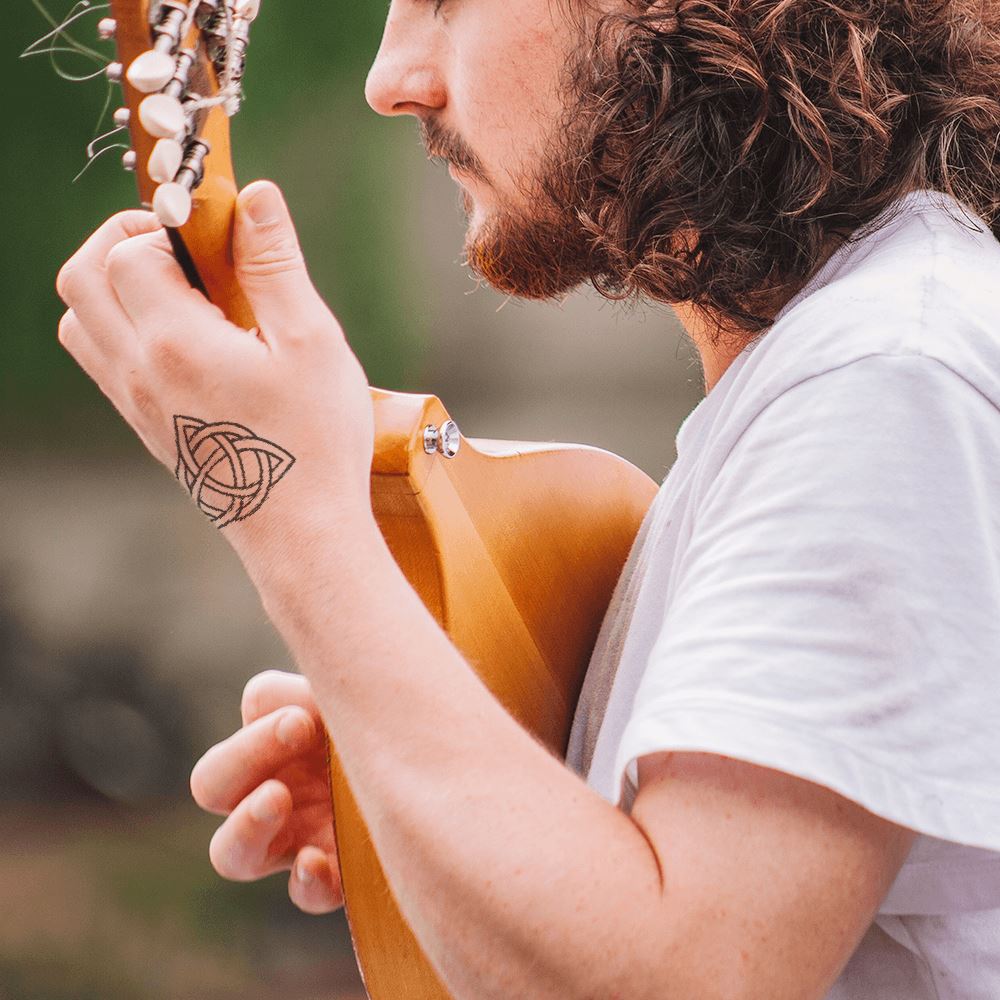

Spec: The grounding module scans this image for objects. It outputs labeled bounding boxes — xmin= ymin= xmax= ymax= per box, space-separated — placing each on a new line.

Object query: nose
xmin=365 ymin=4 xmax=447 ymax=118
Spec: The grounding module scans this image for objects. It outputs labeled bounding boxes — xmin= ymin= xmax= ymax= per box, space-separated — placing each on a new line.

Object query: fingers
xmin=56 ymin=209 xmax=162 ymax=304
xmin=241 ymin=669 xmax=319 ymax=726
xmin=104 ymin=228 xmax=224 ymax=334
xmin=209 ymin=790 xmax=343 ymax=913
xmin=57 ymin=309 xmax=108 ymax=391
xmin=56 ymin=211 xmax=162 ymax=353
xmin=190 ymin=705 xmax=321 ymax=815
xmin=233 ymin=181 xmax=327 ymax=339
xmin=58 ymin=211 xmax=234 ymax=364
xmin=288 ymin=845 xmax=345 ymax=915
xmin=208 ymin=778 xmax=294 ymax=881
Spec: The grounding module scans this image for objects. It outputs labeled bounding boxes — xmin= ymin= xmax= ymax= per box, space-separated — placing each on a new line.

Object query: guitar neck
xmin=110 ymin=0 xmax=255 ymax=328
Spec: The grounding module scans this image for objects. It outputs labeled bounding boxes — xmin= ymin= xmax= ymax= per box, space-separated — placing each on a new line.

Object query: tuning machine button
xmin=151 ymin=139 xmax=210 ymax=229
xmin=152 ymin=182 xmax=192 ymax=228
xmin=126 ymin=50 xmax=176 ymax=94
xmin=138 ymin=94 xmax=185 ymax=139
xmin=147 ymin=138 xmax=184 ymax=184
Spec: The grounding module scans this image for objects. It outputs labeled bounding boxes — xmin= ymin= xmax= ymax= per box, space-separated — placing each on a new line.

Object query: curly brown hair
xmin=552 ymin=0 xmax=1000 ymax=339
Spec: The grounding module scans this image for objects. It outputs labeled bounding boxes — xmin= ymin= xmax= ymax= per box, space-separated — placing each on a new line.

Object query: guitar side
xmin=331 ymin=389 xmax=657 ymax=999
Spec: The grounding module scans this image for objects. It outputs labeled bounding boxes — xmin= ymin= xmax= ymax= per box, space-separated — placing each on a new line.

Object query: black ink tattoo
xmin=174 ymin=415 xmax=296 ymax=527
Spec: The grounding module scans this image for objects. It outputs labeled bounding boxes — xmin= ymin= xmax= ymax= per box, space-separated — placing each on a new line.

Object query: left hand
xmin=56 ymin=180 xmax=374 ymax=530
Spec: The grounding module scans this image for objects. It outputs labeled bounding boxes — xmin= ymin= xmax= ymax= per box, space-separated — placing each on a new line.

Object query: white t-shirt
xmin=567 ymin=189 xmax=1000 ymax=998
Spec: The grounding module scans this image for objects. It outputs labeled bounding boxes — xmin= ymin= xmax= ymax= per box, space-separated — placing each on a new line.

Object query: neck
xmin=671 ymin=302 xmax=751 ymax=394
xmin=673 ymin=233 xmax=846 ymax=393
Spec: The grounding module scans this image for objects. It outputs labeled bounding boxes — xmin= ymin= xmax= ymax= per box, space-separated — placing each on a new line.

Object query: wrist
xmin=223 ymin=480 xmax=386 ymax=615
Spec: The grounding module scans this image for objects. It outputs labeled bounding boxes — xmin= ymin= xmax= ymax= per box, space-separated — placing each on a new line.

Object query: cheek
xmin=452 ymin=5 xmax=574 ymax=182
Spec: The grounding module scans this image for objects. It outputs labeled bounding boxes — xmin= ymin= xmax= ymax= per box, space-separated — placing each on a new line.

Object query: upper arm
xmin=630 ymin=751 xmax=916 ymax=1000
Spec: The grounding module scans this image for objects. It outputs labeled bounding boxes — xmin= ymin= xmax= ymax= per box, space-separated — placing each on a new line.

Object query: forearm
xmin=230 ymin=504 xmax=665 ymax=999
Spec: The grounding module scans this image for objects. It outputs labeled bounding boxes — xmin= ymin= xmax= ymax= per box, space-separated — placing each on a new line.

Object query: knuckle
xmin=119 ymin=208 xmax=162 ymax=236
xmin=146 ymin=334 xmax=192 ymax=381
xmin=277 ymin=314 xmax=329 ymax=354
xmin=56 ymin=263 xmax=80 ymax=304
xmin=57 ymin=311 xmax=78 ymax=350
xmin=128 ymin=379 xmax=159 ymax=420
xmin=291 ymin=318 xmax=327 ymax=347
xmin=189 ymin=753 xmax=218 ymax=811
xmin=104 ymin=239 xmax=141 ymax=284
xmin=243 ymin=238 xmax=305 ymax=280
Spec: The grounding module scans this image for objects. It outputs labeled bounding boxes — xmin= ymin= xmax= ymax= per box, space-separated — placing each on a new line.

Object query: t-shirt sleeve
xmin=615 ymin=351 xmax=1000 ymax=854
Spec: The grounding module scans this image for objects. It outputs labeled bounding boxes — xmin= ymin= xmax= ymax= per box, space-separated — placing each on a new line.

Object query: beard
xmin=459 ymin=177 xmax=598 ymax=300
xmin=424 ymin=40 xmax=609 ymax=302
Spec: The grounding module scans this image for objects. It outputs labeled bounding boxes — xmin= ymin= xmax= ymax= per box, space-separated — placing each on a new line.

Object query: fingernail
xmin=297 ymin=861 xmax=314 ymax=886
xmin=250 ymin=786 xmax=279 ymax=824
xmin=276 ymin=709 xmax=312 ymax=749
xmin=245 ymin=183 xmax=282 ymax=225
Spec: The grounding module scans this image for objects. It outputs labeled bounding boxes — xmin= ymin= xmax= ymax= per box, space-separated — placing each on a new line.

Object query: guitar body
xmin=333 ymin=390 xmax=656 ymax=999
xmin=104 ymin=6 xmax=657 ymax=994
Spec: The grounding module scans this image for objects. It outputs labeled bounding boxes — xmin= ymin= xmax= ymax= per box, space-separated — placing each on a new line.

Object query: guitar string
xmin=186 ymin=3 xmax=244 ymax=116
xmin=22 ymin=0 xmax=111 ymax=70
xmin=26 ymin=1 xmax=249 ymax=182
xmin=73 ymin=139 xmax=130 ymax=183
xmin=23 ymin=0 xmax=124 ymax=181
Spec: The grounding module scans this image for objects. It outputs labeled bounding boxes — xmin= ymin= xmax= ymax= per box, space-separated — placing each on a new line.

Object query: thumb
xmin=234 ymin=180 xmax=323 ymax=336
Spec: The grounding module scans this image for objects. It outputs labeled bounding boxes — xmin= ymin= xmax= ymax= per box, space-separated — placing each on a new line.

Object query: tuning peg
xmin=152 ymin=182 xmax=192 ymax=229
xmin=138 ymin=94 xmax=186 ymax=139
xmin=122 ymin=150 xmax=137 ymax=172
xmin=97 ymin=17 xmax=117 ymax=40
xmin=147 ymin=139 xmax=184 ymax=184
xmin=126 ymin=50 xmax=177 ymax=94
xmin=112 ymin=107 xmax=130 ymax=128
xmin=105 ymin=61 xmax=123 ymax=84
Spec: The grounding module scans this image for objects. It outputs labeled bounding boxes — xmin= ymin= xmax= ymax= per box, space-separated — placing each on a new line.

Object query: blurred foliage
xmin=0 ymin=802 xmax=362 ymax=998
xmin=2 ymin=0 xmax=425 ymax=450
xmin=1 ymin=7 xmax=425 ymax=993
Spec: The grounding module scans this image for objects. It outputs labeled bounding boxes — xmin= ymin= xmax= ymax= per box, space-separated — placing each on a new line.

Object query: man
xmin=56 ymin=0 xmax=1000 ymax=997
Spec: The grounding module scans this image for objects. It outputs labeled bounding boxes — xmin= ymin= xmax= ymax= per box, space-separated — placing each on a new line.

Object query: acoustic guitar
xmin=104 ymin=3 xmax=657 ymax=996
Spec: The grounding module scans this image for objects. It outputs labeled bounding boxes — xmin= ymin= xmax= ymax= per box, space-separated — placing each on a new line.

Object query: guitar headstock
xmin=103 ymin=0 xmax=260 ymax=327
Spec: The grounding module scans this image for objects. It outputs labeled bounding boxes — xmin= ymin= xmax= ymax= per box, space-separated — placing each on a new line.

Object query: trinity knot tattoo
xmin=174 ymin=415 xmax=296 ymax=527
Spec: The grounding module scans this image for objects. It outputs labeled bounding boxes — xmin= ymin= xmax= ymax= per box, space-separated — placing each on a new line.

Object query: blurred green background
xmin=1 ymin=2 xmax=701 ymax=998
xmin=4 ymin=0 xmax=422 ymax=447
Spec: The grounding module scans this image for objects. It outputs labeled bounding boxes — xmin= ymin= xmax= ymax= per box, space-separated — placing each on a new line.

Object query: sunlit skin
xmin=365 ymin=0 xmax=571 ymax=231
xmin=56 ymin=0 xmax=917 ymax=996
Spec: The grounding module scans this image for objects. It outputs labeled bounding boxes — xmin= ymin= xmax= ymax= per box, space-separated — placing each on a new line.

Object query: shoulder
xmin=710 ymin=194 xmax=1000 ymax=446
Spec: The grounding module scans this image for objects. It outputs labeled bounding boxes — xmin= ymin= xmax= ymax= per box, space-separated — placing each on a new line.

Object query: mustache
xmin=419 ymin=118 xmax=489 ymax=181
